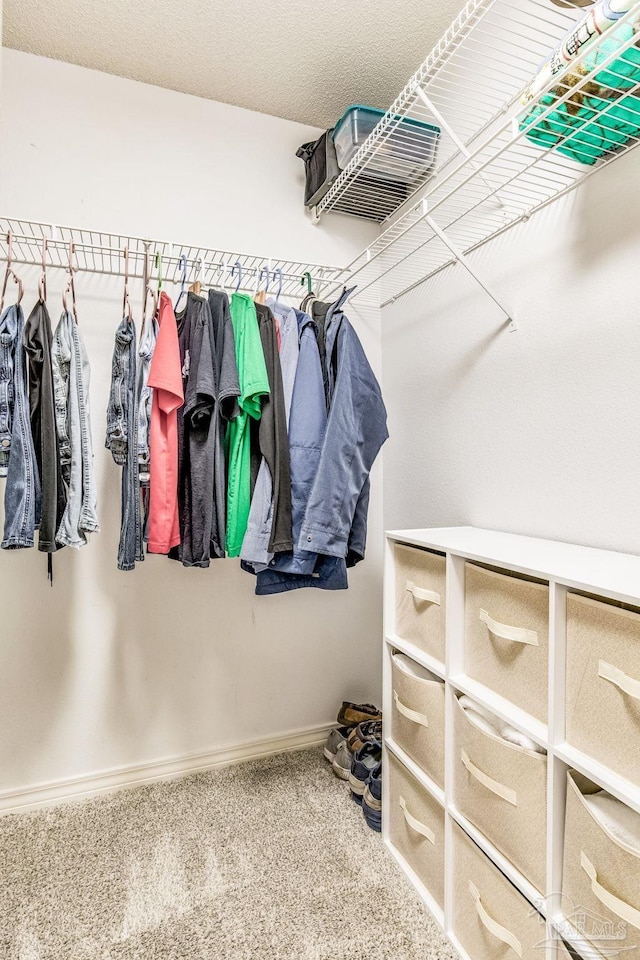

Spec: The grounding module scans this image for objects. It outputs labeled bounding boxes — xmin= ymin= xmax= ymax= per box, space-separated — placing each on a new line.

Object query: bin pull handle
xmin=469 ymin=881 xmax=523 ymax=957
xmin=399 ymin=796 xmax=435 ymax=844
xmin=406 ymin=581 xmax=441 ymax=606
xmin=581 ymin=852 xmax=640 ymax=931
xmin=598 ymin=660 xmax=640 ymax=702
xmin=393 ymin=690 xmax=429 ymax=728
xmin=461 ymin=749 xmax=517 ymax=806
xmin=479 ymin=609 xmax=538 ymax=647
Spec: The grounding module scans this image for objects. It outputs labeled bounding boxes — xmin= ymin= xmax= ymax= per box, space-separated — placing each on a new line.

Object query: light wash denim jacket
xmin=52 ymin=311 xmax=99 ymax=547
xmin=137 ymin=316 xmax=157 ymax=483
xmin=0 ymin=303 xmax=41 ymax=548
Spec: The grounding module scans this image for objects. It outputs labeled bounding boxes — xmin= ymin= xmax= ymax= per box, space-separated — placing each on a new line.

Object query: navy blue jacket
xmin=256 ymin=289 xmax=387 ymax=595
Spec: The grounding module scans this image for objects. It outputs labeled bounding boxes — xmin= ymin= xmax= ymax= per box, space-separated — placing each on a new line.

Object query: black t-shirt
xmin=171 ymin=292 xmax=216 ymax=567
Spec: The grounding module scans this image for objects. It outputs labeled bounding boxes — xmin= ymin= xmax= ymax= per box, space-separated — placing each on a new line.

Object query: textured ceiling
xmin=3 ymin=0 xmax=466 ymax=127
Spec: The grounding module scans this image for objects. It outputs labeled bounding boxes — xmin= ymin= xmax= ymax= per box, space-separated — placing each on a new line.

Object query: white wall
xmin=382 ymin=146 xmax=640 ymax=556
xmin=0 ymin=50 xmax=383 ymax=796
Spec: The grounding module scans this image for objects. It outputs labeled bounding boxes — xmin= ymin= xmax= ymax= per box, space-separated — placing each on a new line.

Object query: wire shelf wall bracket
xmin=419 ymin=200 xmax=517 ymax=332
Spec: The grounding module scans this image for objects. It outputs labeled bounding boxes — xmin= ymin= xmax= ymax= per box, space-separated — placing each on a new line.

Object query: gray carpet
xmin=0 ymin=747 xmax=458 ymax=959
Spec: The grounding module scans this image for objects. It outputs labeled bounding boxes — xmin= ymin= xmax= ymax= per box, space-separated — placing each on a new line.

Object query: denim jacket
xmin=23 ymin=300 xmax=66 ymax=552
xmin=52 ymin=311 xmax=99 ymax=548
xmin=136 ymin=316 xmax=157 ymax=484
xmin=106 ymin=316 xmax=143 ymax=570
xmin=256 ymin=290 xmax=387 ymax=595
xmin=0 ymin=304 xmax=41 ymax=549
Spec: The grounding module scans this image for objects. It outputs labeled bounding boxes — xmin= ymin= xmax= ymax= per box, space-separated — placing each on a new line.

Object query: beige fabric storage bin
xmin=567 ymin=593 xmax=640 ymax=787
xmin=562 ymin=771 xmax=640 ymax=958
xmin=394 ymin=544 xmax=446 ymax=663
xmin=453 ymin=694 xmax=547 ymax=894
xmin=464 ymin=563 xmax=549 ymax=723
xmin=453 ymin=821 xmax=546 ymax=960
xmin=388 ymin=750 xmax=445 ymax=909
xmin=391 ymin=653 xmax=445 ymax=788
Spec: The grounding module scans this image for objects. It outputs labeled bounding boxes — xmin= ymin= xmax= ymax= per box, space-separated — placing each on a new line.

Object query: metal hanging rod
xmin=0 ymin=217 xmax=346 ymax=300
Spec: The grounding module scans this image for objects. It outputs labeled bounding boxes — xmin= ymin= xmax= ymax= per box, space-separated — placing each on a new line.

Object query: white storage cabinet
xmin=383 ymin=526 xmax=640 ymax=960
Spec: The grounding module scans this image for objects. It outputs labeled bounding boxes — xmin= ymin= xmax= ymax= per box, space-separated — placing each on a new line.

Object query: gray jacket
xmin=240 ymin=301 xmax=299 ymax=570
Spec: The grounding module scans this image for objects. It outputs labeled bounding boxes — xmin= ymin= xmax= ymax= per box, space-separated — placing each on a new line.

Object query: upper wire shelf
xmin=325 ymin=0 xmax=640 ymax=307
xmin=0 ymin=218 xmax=344 ymax=301
xmin=316 ymin=0 xmax=581 ymax=224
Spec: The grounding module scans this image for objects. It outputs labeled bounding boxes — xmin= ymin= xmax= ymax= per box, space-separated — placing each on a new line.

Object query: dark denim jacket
xmin=256 ymin=290 xmax=387 ymax=595
xmin=105 ymin=316 xmax=143 ymax=571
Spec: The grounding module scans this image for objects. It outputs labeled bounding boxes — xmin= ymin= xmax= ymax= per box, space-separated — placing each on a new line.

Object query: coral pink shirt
xmin=147 ymin=292 xmax=184 ymax=554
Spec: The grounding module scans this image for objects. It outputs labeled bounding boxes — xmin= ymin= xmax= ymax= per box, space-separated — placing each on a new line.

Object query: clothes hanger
xmin=231 ymin=261 xmax=243 ymax=294
xmin=62 ymin=241 xmax=78 ymax=321
xmin=189 ymin=256 xmax=206 ymax=296
xmin=38 ymin=236 xmax=48 ymax=303
xmin=141 ymin=243 xmax=158 ymax=342
xmin=122 ymin=247 xmax=134 ymax=324
xmin=155 ymin=251 xmax=163 ymax=295
xmin=254 ymin=264 xmax=270 ymax=305
xmin=300 ymin=271 xmax=316 ymax=312
xmin=0 ymin=230 xmax=25 ymax=314
xmin=272 ymin=267 xmax=283 ymax=305
xmin=218 ymin=259 xmax=228 ymax=293
xmin=174 ymin=254 xmax=188 ymax=313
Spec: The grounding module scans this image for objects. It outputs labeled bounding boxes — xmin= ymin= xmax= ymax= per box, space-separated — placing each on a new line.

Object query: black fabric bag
xmin=296 ymin=129 xmax=340 ymax=208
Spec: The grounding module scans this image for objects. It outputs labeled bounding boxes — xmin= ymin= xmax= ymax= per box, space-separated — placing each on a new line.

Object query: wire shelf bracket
xmin=420 ymin=200 xmax=516 ymax=332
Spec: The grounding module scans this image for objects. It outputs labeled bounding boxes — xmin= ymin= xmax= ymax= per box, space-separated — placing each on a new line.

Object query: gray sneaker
xmin=323 ymin=726 xmax=351 ymax=763
xmin=332 ymin=741 xmax=352 ymax=780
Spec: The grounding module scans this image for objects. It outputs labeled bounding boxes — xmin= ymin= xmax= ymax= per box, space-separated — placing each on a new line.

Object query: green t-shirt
xmin=225 ymin=293 xmax=270 ymax=556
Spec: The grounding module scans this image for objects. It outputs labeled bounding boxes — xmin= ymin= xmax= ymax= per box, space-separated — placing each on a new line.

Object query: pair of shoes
xmin=337 ymin=701 xmax=382 ymax=727
xmin=362 ymin=762 xmax=382 ymax=832
xmin=325 ymin=702 xmax=382 ymax=779
xmin=349 ymin=741 xmax=382 ymax=806
xmin=331 ymin=741 xmax=352 ymax=780
xmin=347 ymin=719 xmax=382 ymax=754
xmin=323 ymin=726 xmax=352 ymax=764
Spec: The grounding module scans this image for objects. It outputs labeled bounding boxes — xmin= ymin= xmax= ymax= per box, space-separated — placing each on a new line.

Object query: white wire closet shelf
xmin=318 ymin=0 xmax=640 ymax=310
xmin=316 ymin=0 xmax=583 ymax=224
xmin=0 ymin=218 xmax=344 ymax=300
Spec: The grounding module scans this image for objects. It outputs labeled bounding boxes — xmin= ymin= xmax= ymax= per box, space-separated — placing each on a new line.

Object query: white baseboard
xmin=0 ymin=721 xmax=335 ymax=815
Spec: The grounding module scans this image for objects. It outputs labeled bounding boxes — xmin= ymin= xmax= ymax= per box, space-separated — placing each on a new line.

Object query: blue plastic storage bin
xmin=333 ymin=105 xmax=440 ymax=182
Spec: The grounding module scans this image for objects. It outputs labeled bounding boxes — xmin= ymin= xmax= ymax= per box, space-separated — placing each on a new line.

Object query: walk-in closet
xmin=1 ymin=1 xmax=639 ymax=958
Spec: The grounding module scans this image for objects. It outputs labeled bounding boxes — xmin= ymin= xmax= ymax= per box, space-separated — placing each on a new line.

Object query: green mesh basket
xmin=520 ymin=25 xmax=640 ymax=165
